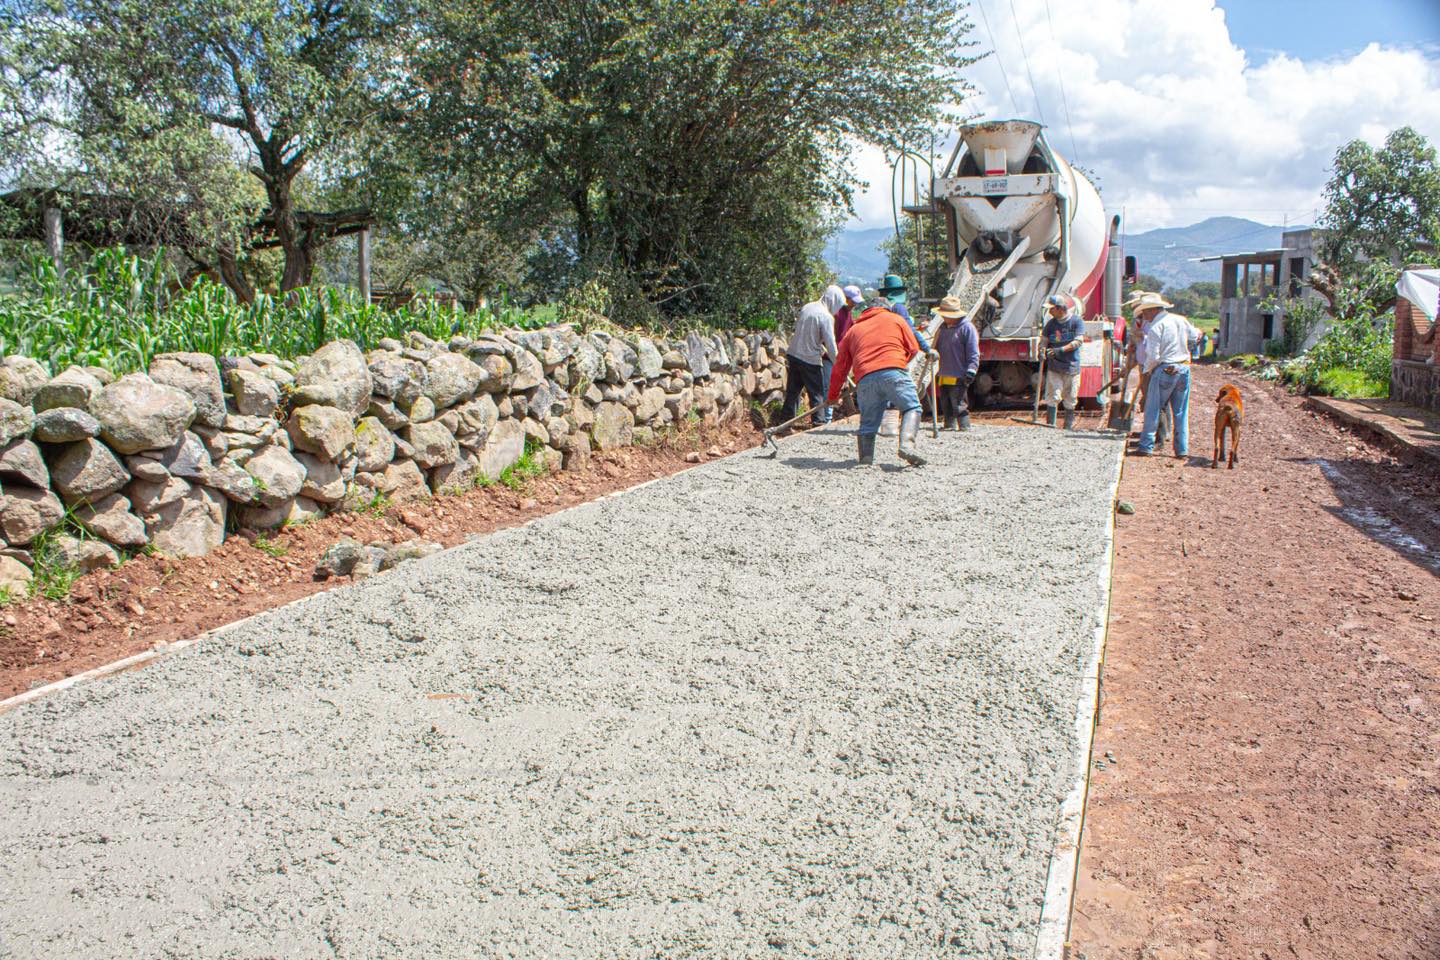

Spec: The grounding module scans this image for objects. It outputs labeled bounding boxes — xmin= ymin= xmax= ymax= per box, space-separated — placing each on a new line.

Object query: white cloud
xmin=846 ymin=0 xmax=1440 ymax=234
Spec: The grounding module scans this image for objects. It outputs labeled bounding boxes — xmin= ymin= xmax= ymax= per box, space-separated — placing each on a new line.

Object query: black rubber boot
xmin=856 ymin=434 xmax=876 ymax=465
xmin=1063 ymin=410 xmax=1076 ymax=430
xmin=897 ymin=410 xmax=927 ymax=466
xmin=958 ymin=413 xmax=971 ymax=431
xmin=1045 ymin=405 xmax=1057 ymax=428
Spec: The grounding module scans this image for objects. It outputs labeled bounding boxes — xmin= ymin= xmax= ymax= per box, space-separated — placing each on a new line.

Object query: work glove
xmin=1045 ymin=348 xmax=1061 ymax=360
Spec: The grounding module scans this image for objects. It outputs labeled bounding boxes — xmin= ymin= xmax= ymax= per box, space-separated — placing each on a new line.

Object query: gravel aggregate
xmin=0 ymin=423 xmax=1122 ymax=959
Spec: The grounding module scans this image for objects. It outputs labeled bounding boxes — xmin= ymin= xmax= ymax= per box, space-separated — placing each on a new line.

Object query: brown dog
xmin=1213 ymin=384 xmax=1243 ymax=469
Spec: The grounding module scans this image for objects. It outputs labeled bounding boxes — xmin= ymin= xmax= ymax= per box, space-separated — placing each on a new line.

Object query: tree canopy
xmin=1319 ymin=126 xmax=1440 ymax=269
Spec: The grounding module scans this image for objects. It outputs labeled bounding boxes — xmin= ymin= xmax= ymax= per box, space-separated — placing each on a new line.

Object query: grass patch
xmin=499 ymin=439 xmax=549 ymax=491
xmin=362 ymin=491 xmax=391 ymax=518
xmin=254 ymin=535 xmax=288 ymax=558
xmin=28 ymin=528 xmax=83 ymax=602
xmin=1313 ymin=366 xmax=1387 ymax=399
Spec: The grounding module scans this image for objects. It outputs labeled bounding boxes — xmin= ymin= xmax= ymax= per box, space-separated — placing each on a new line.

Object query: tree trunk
xmin=217 ymin=244 xmax=257 ymax=304
xmin=255 ymin=139 xmax=314 ymax=293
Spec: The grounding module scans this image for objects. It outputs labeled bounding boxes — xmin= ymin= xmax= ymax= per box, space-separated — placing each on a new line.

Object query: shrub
xmin=1314 ymin=366 xmax=1388 ymax=399
xmin=1289 ymin=312 xmax=1393 ymax=394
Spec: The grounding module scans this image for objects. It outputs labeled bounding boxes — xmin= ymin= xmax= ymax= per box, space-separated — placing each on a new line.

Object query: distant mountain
xmin=824 ymin=227 xmax=893 ymax=286
xmin=826 ymin=216 xmax=1302 ymax=293
xmin=1123 ymin=217 xmax=1297 ymax=289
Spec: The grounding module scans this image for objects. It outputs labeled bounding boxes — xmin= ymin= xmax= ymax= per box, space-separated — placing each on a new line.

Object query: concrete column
xmin=357 ymin=227 xmax=372 ymax=304
xmin=42 ymin=206 xmax=63 ymax=278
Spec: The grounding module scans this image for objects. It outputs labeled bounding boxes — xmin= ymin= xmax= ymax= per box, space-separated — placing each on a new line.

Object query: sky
xmin=845 ymin=0 xmax=1440 ymax=234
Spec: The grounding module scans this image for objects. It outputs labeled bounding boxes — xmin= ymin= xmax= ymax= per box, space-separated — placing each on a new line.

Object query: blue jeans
xmin=856 ymin=368 xmax=921 ymax=437
xmin=1138 ymin=366 xmax=1190 ymax=455
xmin=818 ymin=360 xmax=834 ymax=425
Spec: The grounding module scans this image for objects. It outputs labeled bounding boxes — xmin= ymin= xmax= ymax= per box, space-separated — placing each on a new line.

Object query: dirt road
xmin=1 ymin=424 xmax=1122 ymax=959
xmin=1071 ymin=364 xmax=1440 ymax=959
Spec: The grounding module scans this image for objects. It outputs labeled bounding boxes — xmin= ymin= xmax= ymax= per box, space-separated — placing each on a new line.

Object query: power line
xmin=974 ymin=0 xmax=1021 ymax=117
xmin=1005 ymin=0 xmax=1047 ymax=125
xmin=1042 ymin=0 xmax=1080 ymax=163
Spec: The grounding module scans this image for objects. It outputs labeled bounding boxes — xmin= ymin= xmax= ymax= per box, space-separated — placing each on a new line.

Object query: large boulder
xmin=602 ymin=338 xmax=637 ymax=384
xmin=239 ymin=496 xmax=319 ymax=531
xmin=454 ymin=395 xmax=499 ymax=442
xmin=92 ymin=374 xmax=196 ymax=454
xmin=0 ymin=485 xmax=63 ymax=546
xmin=0 ymin=439 xmax=48 ymax=488
xmin=475 ymin=353 xmax=514 ymax=393
xmin=148 ymin=485 xmax=226 ymax=557
xmin=199 ymin=461 xmax=260 ymax=504
xmin=245 ymin=445 xmax=306 ymax=508
xmin=149 ymin=352 xmax=225 ymax=428
xmin=477 ymin=418 xmax=525 ymax=479
xmin=353 ymin=417 xmax=396 ymax=472
xmin=50 ymin=535 xmax=120 ymax=573
xmin=378 ymin=459 xmax=430 ymax=501
xmin=128 ymin=474 xmax=191 ymax=517
xmin=511 ymin=347 xmax=546 ymax=391
xmin=405 ymin=421 xmax=460 ymax=470
xmin=227 ymin=368 xmax=281 ymax=418
xmin=32 ymin=407 xmax=101 ymax=443
xmin=431 ymin=449 xmax=481 ymax=492
xmin=367 ymin=353 xmax=425 ymax=406
xmin=634 ymin=385 xmax=667 ymax=424
xmin=291 ymin=339 xmax=372 ymax=415
xmin=569 ymin=337 xmax=604 ymax=390
xmin=286 ymin=404 xmax=355 ymax=461
xmin=684 ymin=332 xmax=712 ymax=379
xmin=155 ymin=431 xmax=212 ymax=480
xmin=0 ymin=356 xmax=50 ymax=405
xmin=591 ymin=402 xmax=634 ymax=451
xmin=0 ymin=398 xmax=34 ymax=446
xmin=423 ymin=353 xmax=488 ymax=409
xmin=32 ymin=366 xmax=104 ymax=413
xmin=50 ymin=438 xmax=130 ymax=505
xmin=0 ymin=555 xmax=32 ymax=597
xmin=295 ymin=451 xmax=345 ymax=504
xmin=515 ymin=328 xmax=577 ymax=369
xmin=75 ymin=493 xmax=149 ymax=547
xmin=633 ymin=338 xmax=665 ymax=380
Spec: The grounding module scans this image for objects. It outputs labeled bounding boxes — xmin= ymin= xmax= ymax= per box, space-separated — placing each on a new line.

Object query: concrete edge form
xmin=1033 ymin=438 xmax=1126 ymax=960
xmin=0 ymin=463 xmax=709 ymax=716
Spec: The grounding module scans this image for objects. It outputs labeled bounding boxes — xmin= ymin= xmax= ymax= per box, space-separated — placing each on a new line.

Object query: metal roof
xmin=1192 ymin=248 xmax=1289 ymax=264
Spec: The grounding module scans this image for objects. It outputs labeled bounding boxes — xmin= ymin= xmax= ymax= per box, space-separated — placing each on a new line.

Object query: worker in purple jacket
xmin=932 ymin=294 xmax=980 ymax=431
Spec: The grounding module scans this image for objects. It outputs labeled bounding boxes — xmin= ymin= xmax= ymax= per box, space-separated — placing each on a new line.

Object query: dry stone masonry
xmin=0 ymin=325 xmax=792 ymax=578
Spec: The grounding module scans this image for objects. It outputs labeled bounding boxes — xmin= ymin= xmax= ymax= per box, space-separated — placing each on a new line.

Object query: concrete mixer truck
xmin=913 ymin=120 xmax=1130 ymax=411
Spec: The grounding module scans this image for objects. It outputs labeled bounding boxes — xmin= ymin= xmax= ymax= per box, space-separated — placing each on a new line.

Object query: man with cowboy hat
xmin=828 ymin=296 xmax=932 ymax=466
xmin=1130 ymin=292 xmax=1202 ymax=458
xmin=1041 ymin=293 xmax=1085 ymax=430
xmin=932 ymin=294 xmax=980 ymax=430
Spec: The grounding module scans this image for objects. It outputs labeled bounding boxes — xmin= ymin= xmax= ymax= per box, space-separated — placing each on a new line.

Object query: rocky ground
xmin=1070 ymin=364 xmax=1440 ymax=960
xmin=0 ymin=422 xmax=1122 ymax=959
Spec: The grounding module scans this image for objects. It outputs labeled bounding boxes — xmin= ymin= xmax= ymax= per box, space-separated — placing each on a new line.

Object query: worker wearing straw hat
xmin=932 ymin=295 xmax=980 ymax=431
xmin=1131 ymin=291 xmax=1202 ymax=458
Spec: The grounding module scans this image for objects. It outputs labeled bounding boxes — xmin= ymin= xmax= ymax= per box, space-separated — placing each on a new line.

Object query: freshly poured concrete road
xmin=1 ymin=425 xmax=1122 ymax=959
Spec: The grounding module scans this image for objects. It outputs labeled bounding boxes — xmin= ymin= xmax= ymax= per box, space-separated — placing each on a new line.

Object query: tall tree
xmin=1319 ymin=127 xmax=1440 ymax=269
xmin=5 ymin=0 xmax=398 ymax=298
xmin=399 ymin=0 xmax=976 ymax=324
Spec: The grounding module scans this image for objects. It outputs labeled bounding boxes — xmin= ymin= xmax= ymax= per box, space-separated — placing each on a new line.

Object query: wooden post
xmin=42 ymin=206 xmax=64 ymax=278
xmin=357 ymin=226 xmax=372 ymax=304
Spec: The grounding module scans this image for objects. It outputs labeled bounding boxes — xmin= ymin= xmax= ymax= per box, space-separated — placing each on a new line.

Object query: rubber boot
xmin=958 ymin=413 xmax=971 ymax=432
xmin=856 ymin=433 xmax=876 ymax=465
xmin=1063 ymin=409 xmax=1076 ymax=431
xmin=1045 ymin=405 xmax=1057 ymax=428
xmin=879 ymin=408 xmax=900 ymax=436
xmin=897 ymin=410 xmax=927 ymax=466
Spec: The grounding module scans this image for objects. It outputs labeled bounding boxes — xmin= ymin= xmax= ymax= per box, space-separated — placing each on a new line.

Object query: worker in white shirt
xmin=1124 ymin=294 xmax=1170 ymax=444
xmin=1131 ymin=293 xmax=1201 ymax=458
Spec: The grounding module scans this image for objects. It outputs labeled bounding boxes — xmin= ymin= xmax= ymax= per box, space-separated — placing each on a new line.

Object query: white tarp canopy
xmin=1397 ymin=268 xmax=1440 ymax=321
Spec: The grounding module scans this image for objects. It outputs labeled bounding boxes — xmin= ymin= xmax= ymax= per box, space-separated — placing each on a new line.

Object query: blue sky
xmin=1219 ymin=0 xmax=1440 ymax=61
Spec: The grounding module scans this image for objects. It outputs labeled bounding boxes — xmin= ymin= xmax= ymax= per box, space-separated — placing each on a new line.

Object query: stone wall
xmin=1392 ymin=359 xmax=1440 ymax=412
xmin=0 ymin=325 xmax=791 ymax=584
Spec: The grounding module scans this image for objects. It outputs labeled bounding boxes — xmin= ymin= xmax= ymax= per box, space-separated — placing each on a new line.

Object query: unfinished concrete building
xmin=1201 ymin=229 xmax=1324 ymax=356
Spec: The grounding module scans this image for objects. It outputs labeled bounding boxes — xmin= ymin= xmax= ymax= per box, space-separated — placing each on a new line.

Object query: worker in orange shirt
xmin=827 ymin=296 xmax=937 ymax=466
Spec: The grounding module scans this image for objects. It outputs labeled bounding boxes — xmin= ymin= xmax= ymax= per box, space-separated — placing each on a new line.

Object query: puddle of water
xmin=1312 ymin=459 xmax=1439 ymax=571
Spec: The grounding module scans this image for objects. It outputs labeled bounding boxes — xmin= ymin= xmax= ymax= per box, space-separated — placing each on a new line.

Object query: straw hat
xmin=1125 ymin=292 xmax=1173 ymax=312
xmin=932 ymin=295 xmax=967 ymax=319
